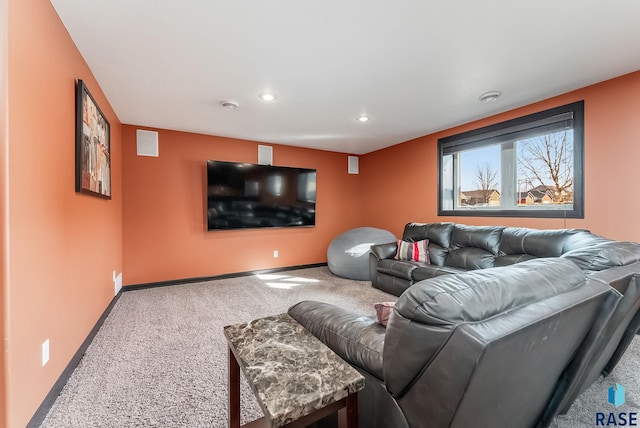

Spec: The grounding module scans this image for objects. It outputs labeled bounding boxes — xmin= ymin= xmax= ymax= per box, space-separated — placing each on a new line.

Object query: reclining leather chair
xmin=537 ymin=267 xmax=640 ymax=426
xmin=289 ymin=258 xmax=617 ymax=428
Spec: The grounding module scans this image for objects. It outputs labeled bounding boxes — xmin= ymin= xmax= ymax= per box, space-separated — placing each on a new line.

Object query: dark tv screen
xmin=206 ymin=160 xmax=316 ymax=230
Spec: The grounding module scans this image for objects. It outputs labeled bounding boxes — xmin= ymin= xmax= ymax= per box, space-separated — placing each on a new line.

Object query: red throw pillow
xmin=395 ymin=239 xmax=430 ymax=263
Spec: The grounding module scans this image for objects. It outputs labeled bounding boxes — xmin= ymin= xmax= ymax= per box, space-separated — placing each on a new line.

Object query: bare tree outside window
xmin=518 ymin=131 xmax=573 ymax=204
xmin=439 ymin=101 xmax=583 ymax=218
xmin=475 ymin=162 xmax=499 ymax=204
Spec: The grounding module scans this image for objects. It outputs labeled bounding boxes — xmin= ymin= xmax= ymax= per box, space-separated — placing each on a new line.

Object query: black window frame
xmin=437 ymin=101 xmax=584 ymax=219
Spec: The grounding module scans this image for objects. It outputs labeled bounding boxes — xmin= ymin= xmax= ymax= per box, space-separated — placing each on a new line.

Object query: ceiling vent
xmin=221 ymin=101 xmax=239 ymax=110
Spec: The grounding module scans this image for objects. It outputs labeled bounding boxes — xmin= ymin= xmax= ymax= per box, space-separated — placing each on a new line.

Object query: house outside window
xmin=438 ymin=101 xmax=584 ymax=218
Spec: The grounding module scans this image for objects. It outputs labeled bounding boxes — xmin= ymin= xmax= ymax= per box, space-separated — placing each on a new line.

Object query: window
xmin=297 ymin=171 xmax=317 ymax=202
xmin=438 ymin=101 xmax=584 ymax=218
xmin=267 ymin=174 xmax=283 ymax=196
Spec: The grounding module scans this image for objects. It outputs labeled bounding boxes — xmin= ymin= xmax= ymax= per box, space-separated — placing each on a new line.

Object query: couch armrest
xmin=370 ymin=242 xmax=398 ymax=260
xmin=288 ymin=301 xmax=386 ymax=380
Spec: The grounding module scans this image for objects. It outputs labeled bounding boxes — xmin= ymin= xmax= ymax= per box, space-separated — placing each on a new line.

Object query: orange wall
xmin=122 ymin=126 xmax=364 ymax=285
xmin=4 ymin=0 xmax=122 ymax=427
xmin=122 ymin=71 xmax=640 ymax=286
xmin=361 ymin=71 xmax=640 ymax=242
xmin=2 ymin=2 xmax=639 ymax=425
xmin=1 ymin=0 xmax=8 ymax=426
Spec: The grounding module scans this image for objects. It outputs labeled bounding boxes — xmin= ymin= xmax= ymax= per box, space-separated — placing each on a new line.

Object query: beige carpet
xmin=40 ymin=267 xmax=639 ymax=427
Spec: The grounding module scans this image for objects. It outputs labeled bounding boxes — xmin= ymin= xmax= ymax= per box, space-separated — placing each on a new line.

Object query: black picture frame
xmin=75 ymin=79 xmax=111 ymax=199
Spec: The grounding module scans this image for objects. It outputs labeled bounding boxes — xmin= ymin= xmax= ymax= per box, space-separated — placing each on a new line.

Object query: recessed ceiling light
xmin=479 ymin=91 xmax=502 ymax=103
xmin=356 ymin=115 xmax=370 ymax=123
xmin=221 ymin=101 xmax=239 ymax=110
xmin=258 ymin=92 xmax=278 ymax=102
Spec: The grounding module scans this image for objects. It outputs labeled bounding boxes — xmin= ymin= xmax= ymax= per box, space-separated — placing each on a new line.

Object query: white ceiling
xmin=49 ymin=0 xmax=640 ymax=155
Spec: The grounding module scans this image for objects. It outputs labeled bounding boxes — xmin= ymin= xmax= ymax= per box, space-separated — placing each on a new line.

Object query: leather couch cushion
xmin=377 ymin=258 xmax=426 ymax=280
xmin=446 ymin=247 xmax=497 ymax=270
xmin=403 ymin=222 xmax=454 ymax=248
xmin=451 ymin=224 xmax=504 ymax=253
xmin=395 ymin=258 xmax=585 ymax=325
xmin=499 ymin=227 xmax=586 ymax=258
xmin=564 ymin=230 xmax=611 ymax=251
xmin=370 ymin=242 xmax=398 ymax=260
xmin=372 ymin=272 xmax=414 ymax=297
xmin=402 ymin=223 xmax=454 ymax=266
xmin=446 ymin=225 xmax=504 ymax=269
xmin=561 ymin=241 xmax=640 ymax=272
xmin=494 ymin=253 xmax=537 ymax=267
xmin=288 ymin=301 xmax=386 ymax=380
xmin=412 ymin=265 xmax=467 ymax=282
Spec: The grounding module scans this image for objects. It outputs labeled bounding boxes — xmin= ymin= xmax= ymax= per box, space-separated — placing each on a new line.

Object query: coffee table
xmin=224 ymin=313 xmax=364 ymax=428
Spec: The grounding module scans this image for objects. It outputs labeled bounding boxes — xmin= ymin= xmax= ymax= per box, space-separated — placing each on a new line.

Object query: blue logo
xmin=609 ymin=383 xmax=626 ymax=408
xmin=596 ymin=383 xmax=637 ymax=426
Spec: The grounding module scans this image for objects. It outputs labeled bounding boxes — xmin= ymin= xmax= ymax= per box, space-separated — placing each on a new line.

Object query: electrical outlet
xmin=42 ymin=339 xmax=49 ymax=367
xmin=273 ymin=250 xmax=279 ymax=258
xmin=114 ymin=272 xmax=122 ymax=295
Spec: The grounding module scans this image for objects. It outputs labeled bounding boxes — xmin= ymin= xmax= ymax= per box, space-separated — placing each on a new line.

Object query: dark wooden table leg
xmin=338 ymin=393 xmax=358 ymax=428
xmin=229 ymin=347 xmax=241 ymax=428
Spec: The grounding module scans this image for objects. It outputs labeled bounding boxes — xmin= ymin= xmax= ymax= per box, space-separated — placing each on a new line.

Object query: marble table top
xmin=224 ymin=313 xmax=365 ymax=427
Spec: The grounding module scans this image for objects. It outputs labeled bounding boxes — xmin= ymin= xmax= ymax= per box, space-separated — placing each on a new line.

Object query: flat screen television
xmin=206 ymin=160 xmax=316 ymax=231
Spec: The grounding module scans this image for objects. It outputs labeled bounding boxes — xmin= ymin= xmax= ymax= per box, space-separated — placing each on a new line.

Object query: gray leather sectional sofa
xmin=288 ymin=223 xmax=640 ymax=428
xmin=368 ymin=222 xmax=639 ymax=296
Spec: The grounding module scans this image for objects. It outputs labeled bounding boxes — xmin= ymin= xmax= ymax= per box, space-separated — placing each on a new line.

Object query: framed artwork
xmin=75 ymin=79 xmax=111 ymax=199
